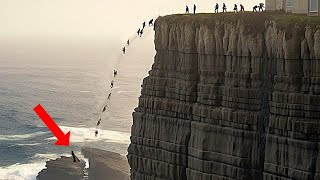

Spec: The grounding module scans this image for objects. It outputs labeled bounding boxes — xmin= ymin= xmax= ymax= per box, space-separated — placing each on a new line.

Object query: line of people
xmin=185 ymin=3 xmax=264 ymax=14
xmin=95 ymin=19 xmax=154 ymax=137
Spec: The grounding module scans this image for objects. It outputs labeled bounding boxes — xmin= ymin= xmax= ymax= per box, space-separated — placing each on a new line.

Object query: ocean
xmin=0 ymin=29 xmax=155 ymax=179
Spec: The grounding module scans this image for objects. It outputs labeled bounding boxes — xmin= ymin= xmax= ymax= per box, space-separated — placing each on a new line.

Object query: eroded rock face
xmin=128 ymin=14 xmax=320 ymax=180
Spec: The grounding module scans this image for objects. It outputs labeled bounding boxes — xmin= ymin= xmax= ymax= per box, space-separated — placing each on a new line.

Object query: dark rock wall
xmin=128 ymin=14 xmax=320 ymax=180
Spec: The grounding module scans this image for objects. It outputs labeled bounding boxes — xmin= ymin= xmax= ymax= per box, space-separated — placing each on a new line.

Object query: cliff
xmin=127 ymin=12 xmax=320 ymax=180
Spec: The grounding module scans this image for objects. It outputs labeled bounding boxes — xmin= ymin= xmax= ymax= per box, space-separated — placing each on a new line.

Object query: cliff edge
xmin=128 ymin=12 xmax=320 ymax=180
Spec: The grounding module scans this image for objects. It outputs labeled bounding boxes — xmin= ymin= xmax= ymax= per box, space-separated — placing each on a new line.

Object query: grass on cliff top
xmin=162 ymin=11 xmax=320 ymax=37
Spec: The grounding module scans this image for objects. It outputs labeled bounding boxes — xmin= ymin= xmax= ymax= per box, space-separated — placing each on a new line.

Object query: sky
xmin=0 ymin=0 xmax=262 ymax=41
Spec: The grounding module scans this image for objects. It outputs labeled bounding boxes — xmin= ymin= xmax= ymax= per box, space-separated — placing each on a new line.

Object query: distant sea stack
xmin=127 ymin=12 xmax=320 ymax=179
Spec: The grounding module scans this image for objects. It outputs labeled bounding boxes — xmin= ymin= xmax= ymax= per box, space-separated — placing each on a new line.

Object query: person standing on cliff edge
xmin=223 ymin=3 xmax=227 ymax=12
xmin=214 ymin=3 xmax=219 ymax=13
xmin=240 ymin=4 xmax=244 ymax=12
xmin=71 ymin=151 xmax=80 ymax=162
xmin=193 ymin=4 xmax=196 ymax=14
xmin=186 ymin=5 xmax=189 ymax=13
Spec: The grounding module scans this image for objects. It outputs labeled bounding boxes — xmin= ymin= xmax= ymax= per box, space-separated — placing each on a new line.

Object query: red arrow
xmin=33 ymin=104 xmax=70 ymax=146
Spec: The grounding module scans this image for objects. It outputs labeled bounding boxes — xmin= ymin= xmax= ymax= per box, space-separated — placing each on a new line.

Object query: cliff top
xmin=159 ymin=12 xmax=320 ymax=37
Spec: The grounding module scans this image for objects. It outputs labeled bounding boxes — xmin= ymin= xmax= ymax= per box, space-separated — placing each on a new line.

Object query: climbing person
xmin=137 ymin=28 xmax=140 ymax=36
xmin=259 ymin=3 xmax=264 ymax=12
xmin=240 ymin=4 xmax=244 ymax=12
xmin=97 ymin=119 xmax=101 ymax=126
xmin=186 ymin=5 xmax=189 ymax=14
xmin=149 ymin=19 xmax=154 ymax=26
xmin=215 ymin=3 xmax=219 ymax=13
xmin=108 ymin=93 xmax=111 ymax=100
xmin=110 ymin=80 xmax=114 ymax=88
xmin=253 ymin=5 xmax=258 ymax=12
xmin=233 ymin=4 xmax=238 ymax=12
xmin=127 ymin=39 xmax=129 ymax=46
xmin=102 ymin=105 xmax=107 ymax=112
xmin=140 ymin=29 xmax=143 ymax=37
xmin=142 ymin=22 xmax=146 ymax=29
xmin=193 ymin=4 xmax=196 ymax=14
xmin=113 ymin=70 xmax=117 ymax=77
xmin=122 ymin=47 xmax=126 ymax=54
xmin=71 ymin=151 xmax=80 ymax=162
xmin=95 ymin=130 xmax=98 ymax=137
xmin=223 ymin=3 xmax=227 ymax=12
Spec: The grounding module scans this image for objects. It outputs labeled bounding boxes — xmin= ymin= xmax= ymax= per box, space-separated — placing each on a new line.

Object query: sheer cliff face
xmin=128 ymin=13 xmax=320 ymax=180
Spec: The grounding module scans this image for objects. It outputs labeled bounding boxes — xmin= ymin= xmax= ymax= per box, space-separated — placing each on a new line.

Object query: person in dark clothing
xmin=233 ymin=4 xmax=238 ymax=12
xmin=140 ymin=29 xmax=143 ymax=37
xmin=71 ymin=151 xmax=80 ymax=162
xmin=259 ymin=3 xmax=264 ymax=12
xmin=127 ymin=39 xmax=129 ymax=46
xmin=223 ymin=3 xmax=227 ymax=12
xmin=253 ymin=5 xmax=258 ymax=12
xmin=122 ymin=47 xmax=126 ymax=54
xmin=149 ymin=19 xmax=154 ymax=26
xmin=110 ymin=80 xmax=114 ymax=88
xmin=193 ymin=4 xmax=196 ymax=14
xmin=102 ymin=105 xmax=107 ymax=112
xmin=215 ymin=3 xmax=219 ymax=13
xmin=240 ymin=4 xmax=244 ymax=12
xmin=108 ymin=93 xmax=111 ymax=100
xmin=95 ymin=130 xmax=98 ymax=137
xmin=113 ymin=70 xmax=117 ymax=77
xmin=137 ymin=28 xmax=140 ymax=35
xmin=142 ymin=22 xmax=146 ymax=29
xmin=186 ymin=5 xmax=189 ymax=13
xmin=97 ymin=119 xmax=101 ymax=126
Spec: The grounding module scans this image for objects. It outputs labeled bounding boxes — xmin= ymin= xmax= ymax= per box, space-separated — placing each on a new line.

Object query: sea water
xmin=0 ymin=32 xmax=155 ymax=179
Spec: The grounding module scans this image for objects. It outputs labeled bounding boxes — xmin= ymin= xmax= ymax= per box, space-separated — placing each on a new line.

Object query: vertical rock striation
xmin=128 ymin=13 xmax=320 ymax=179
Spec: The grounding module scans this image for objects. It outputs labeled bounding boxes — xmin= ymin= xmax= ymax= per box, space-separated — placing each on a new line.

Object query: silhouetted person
xmin=240 ymin=4 xmax=244 ymax=12
xmin=95 ymin=130 xmax=98 ymax=137
xmin=110 ymin=80 xmax=114 ymax=88
xmin=193 ymin=4 xmax=196 ymax=14
xmin=127 ymin=39 xmax=130 ymax=46
xmin=137 ymin=28 xmax=140 ymax=35
xmin=113 ymin=70 xmax=117 ymax=77
xmin=215 ymin=3 xmax=219 ymax=13
xmin=122 ymin=47 xmax=126 ymax=54
xmin=140 ymin=29 xmax=143 ymax=37
xmin=149 ymin=19 xmax=154 ymax=26
xmin=186 ymin=6 xmax=189 ymax=13
xmin=142 ymin=22 xmax=146 ymax=29
xmin=253 ymin=5 xmax=258 ymax=12
xmin=223 ymin=3 xmax=227 ymax=12
xmin=233 ymin=4 xmax=238 ymax=12
xmin=71 ymin=151 xmax=80 ymax=162
xmin=108 ymin=93 xmax=111 ymax=100
xmin=102 ymin=105 xmax=107 ymax=112
xmin=97 ymin=119 xmax=101 ymax=126
xmin=259 ymin=3 xmax=264 ymax=12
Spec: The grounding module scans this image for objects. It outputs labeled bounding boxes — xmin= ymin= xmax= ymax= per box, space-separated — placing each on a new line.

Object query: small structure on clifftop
xmin=265 ymin=0 xmax=320 ymax=16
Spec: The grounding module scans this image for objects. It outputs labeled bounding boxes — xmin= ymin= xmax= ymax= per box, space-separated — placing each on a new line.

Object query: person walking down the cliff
xmin=113 ymin=70 xmax=117 ymax=77
xmin=108 ymin=93 xmax=111 ymax=100
xmin=193 ymin=4 xmax=196 ymax=14
xmin=142 ymin=22 xmax=146 ymax=29
xmin=240 ymin=4 xmax=244 ymax=12
xmin=140 ymin=29 xmax=143 ymax=37
xmin=97 ymin=119 xmax=101 ymax=126
xmin=214 ymin=3 xmax=219 ymax=13
xmin=71 ymin=151 xmax=80 ymax=162
xmin=222 ymin=3 xmax=227 ymax=12
xmin=95 ymin=130 xmax=98 ymax=137
xmin=127 ymin=39 xmax=130 ymax=46
xmin=253 ymin=5 xmax=258 ymax=12
xmin=259 ymin=3 xmax=264 ymax=12
xmin=149 ymin=19 xmax=154 ymax=27
xmin=233 ymin=4 xmax=238 ymax=12
xmin=122 ymin=47 xmax=126 ymax=54
xmin=185 ymin=5 xmax=189 ymax=14
xmin=102 ymin=105 xmax=107 ymax=112
xmin=110 ymin=80 xmax=114 ymax=88
xmin=137 ymin=28 xmax=140 ymax=36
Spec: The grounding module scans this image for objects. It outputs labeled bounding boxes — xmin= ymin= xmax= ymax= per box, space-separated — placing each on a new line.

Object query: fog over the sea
xmin=0 ymin=0 xmax=261 ymax=41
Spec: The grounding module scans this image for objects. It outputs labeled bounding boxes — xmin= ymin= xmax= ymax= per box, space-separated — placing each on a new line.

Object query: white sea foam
xmin=0 ymin=132 xmax=49 ymax=141
xmin=46 ymin=126 xmax=130 ymax=145
xmin=0 ymin=161 xmax=45 ymax=180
